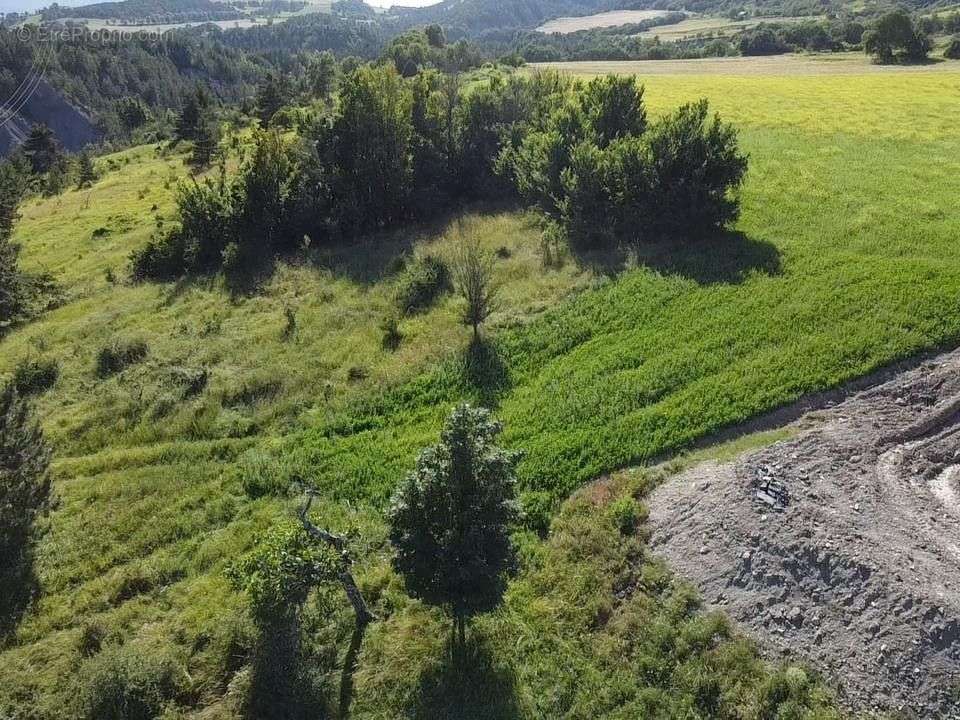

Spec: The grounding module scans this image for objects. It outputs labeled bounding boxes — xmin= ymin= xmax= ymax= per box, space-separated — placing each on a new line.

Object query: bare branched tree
xmin=453 ymin=229 xmax=499 ymax=340
xmin=296 ymin=485 xmax=375 ymax=628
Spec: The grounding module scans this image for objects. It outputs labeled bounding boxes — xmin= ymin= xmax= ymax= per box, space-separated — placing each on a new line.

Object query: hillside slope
xmin=1 ymin=58 xmax=960 ymax=717
xmin=0 ymin=78 xmax=100 ymax=155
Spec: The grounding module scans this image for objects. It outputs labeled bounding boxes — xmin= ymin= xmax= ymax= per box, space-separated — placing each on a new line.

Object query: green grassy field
xmin=634 ymin=14 xmax=818 ymax=40
xmin=2 ymin=60 xmax=960 ymax=717
xmin=535 ymin=8 xmax=671 ymax=34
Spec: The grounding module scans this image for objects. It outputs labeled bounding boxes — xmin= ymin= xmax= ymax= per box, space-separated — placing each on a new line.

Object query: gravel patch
xmin=649 ymin=351 xmax=960 ymax=717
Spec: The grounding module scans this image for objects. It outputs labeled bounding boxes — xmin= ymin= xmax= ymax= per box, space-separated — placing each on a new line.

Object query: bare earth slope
xmin=649 ymin=350 xmax=960 ymax=717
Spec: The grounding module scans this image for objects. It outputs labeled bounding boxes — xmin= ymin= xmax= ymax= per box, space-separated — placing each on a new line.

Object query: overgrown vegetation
xmin=3 ymin=45 xmax=960 ymax=720
xmin=133 ymin=67 xmax=744 ymax=287
xmin=395 ymin=255 xmax=452 ymax=315
xmin=227 ymin=521 xmax=338 ymax=717
xmin=12 ymin=358 xmax=59 ymax=396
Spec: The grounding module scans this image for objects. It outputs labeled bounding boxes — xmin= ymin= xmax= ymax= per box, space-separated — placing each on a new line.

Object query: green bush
xmin=519 ymin=490 xmax=553 ymax=537
xmin=945 ymin=35 xmax=960 ymax=59
xmin=96 ymin=339 xmax=148 ymax=377
xmin=380 ymin=313 xmax=403 ymax=350
xmin=76 ymin=623 xmax=106 ymax=658
xmin=12 ymin=358 xmax=59 ymax=395
xmin=608 ymin=497 xmax=639 ymax=535
xmin=236 ymin=449 xmax=289 ymax=499
xmin=76 ymin=645 xmax=181 ymax=720
xmin=394 ymin=255 xmax=451 ymax=315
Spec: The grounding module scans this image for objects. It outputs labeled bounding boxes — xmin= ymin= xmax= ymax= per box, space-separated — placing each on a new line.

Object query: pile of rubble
xmin=649 ymin=352 xmax=960 ymax=716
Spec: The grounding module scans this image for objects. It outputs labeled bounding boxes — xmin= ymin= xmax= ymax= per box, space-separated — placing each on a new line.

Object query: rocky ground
xmin=649 ymin=351 xmax=960 ymax=717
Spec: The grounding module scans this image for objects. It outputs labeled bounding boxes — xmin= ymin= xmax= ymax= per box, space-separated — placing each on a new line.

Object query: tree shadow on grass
xmin=244 ymin=623 xmax=329 ymax=720
xmin=316 ymin=199 xmax=519 ymax=287
xmin=634 ymin=230 xmax=782 ymax=285
xmin=461 ymin=336 xmax=511 ymax=409
xmin=0 ymin=561 xmax=40 ymax=645
xmin=412 ymin=634 xmax=521 ymax=720
xmin=568 ymin=241 xmax=631 ymax=277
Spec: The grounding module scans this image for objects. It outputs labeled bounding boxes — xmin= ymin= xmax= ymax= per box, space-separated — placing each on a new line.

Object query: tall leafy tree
xmin=21 ymin=124 xmax=61 ymax=175
xmin=330 ymin=65 xmax=413 ymax=235
xmin=425 ymin=23 xmax=446 ymax=49
xmin=389 ymin=404 xmax=519 ymax=644
xmin=190 ymin=118 xmax=220 ymax=169
xmin=306 ymin=50 xmax=337 ymax=99
xmin=580 ymin=74 xmax=646 ymax=148
xmin=453 ymin=234 xmax=499 ymax=340
xmin=76 ymin=150 xmax=98 ymax=189
xmin=864 ymin=10 xmax=931 ymax=63
xmin=255 ymin=73 xmax=288 ymax=126
xmin=176 ymin=84 xmax=212 ymax=142
xmin=115 ymin=96 xmax=150 ymax=131
xmin=0 ymin=162 xmax=25 ymax=327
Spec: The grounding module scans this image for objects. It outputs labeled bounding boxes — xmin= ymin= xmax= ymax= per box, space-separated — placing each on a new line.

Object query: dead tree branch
xmin=296 ymin=485 xmax=375 ymax=628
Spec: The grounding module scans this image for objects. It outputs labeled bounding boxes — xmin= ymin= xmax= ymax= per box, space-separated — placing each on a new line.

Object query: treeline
xmin=132 ymin=63 xmax=746 ymax=287
xmin=0 ymin=26 xmax=272 ymax=145
xmin=209 ymin=12 xmax=384 ymax=54
xmin=40 ymin=0 xmax=242 ymax=23
xmin=0 ymin=155 xmax=52 ymax=637
xmin=382 ymin=25 xmax=486 ymax=76
xmin=919 ymin=10 xmax=960 ymax=35
xmin=511 ymin=17 xmax=865 ymax=63
xmin=737 ymin=19 xmax=866 ymax=55
xmin=0 ymin=145 xmax=67 ymax=332
xmin=0 ymin=161 xmax=26 ymax=329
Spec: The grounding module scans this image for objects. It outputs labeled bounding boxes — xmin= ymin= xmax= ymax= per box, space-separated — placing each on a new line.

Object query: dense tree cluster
xmin=40 ymin=0 xmax=242 ymax=23
xmin=394 ymin=0 xmax=626 ymax=37
xmin=863 ymin=10 xmax=931 ymax=63
xmin=919 ymin=11 xmax=960 ymax=36
xmin=383 ymin=26 xmax=484 ymax=76
xmin=504 ymin=13 xmax=868 ymax=63
xmin=133 ymin=65 xmax=747 ymax=285
xmin=0 ymin=25 xmax=273 ymax=147
xmin=736 ymin=19 xmax=866 ymax=55
xmin=501 ymin=74 xmax=747 ymax=250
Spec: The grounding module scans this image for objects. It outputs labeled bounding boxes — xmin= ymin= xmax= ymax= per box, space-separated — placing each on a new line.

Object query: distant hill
xmin=385 ymin=0 xmax=948 ymax=37
xmin=392 ymin=0 xmax=631 ymax=35
xmin=0 ymin=77 xmax=99 ymax=154
xmin=40 ymin=0 xmax=244 ymax=21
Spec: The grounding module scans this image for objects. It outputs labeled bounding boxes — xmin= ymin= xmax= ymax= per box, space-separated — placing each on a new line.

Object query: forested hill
xmin=0 ymin=12 xmax=383 ymax=156
xmin=391 ymin=0 xmax=628 ymax=35
xmin=40 ymin=0 xmax=242 ymax=22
